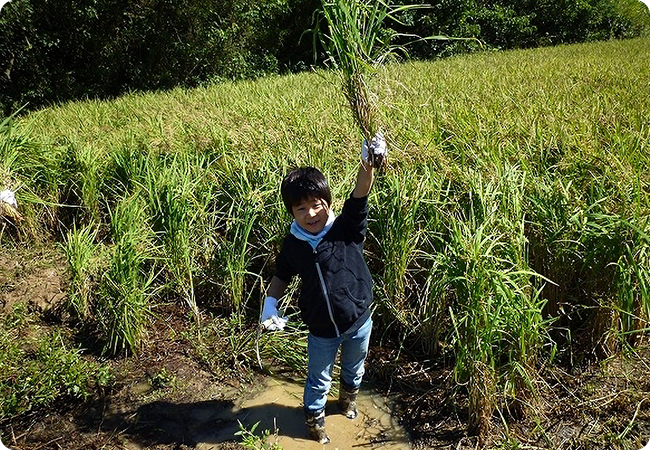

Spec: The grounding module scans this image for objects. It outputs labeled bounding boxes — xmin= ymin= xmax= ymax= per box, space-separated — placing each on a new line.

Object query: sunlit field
xmin=1 ymin=37 xmax=649 ymax=448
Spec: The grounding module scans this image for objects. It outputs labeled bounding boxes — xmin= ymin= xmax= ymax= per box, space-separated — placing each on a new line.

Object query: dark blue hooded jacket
xmin=274 ymin=194 xmax=373 ymax=338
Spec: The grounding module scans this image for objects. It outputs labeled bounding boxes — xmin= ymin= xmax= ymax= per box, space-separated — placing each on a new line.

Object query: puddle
xmin=195 ymin=377 xmax=410 ymax=449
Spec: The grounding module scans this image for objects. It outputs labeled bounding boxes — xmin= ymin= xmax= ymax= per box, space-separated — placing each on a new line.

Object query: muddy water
xmin=195 ymin=377 xmax=410 ymax=449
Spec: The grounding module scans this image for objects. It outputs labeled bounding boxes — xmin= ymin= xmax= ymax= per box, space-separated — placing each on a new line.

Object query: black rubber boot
xmin=337 ymin=384 xmax=359 ymax=419
xmin=305 ymin=409 xmax=330 ymax=444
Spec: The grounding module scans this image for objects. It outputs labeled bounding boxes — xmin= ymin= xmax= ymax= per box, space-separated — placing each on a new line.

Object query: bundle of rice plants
xmin=314 ymin=0 xmax=413 ymax=167
xmin=63 ymin=224 xmax=100 ymax=321
xmin=315 ymin=0 xmax=475 ymax=167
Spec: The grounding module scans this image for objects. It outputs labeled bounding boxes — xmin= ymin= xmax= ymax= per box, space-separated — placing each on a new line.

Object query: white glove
xmin=0 ymin=190 xmax=17 ymax=208
xmin=360 ymin=132 xmax=387 ymax=166
xmin=261 ymin=296 xmax=288 ymax=331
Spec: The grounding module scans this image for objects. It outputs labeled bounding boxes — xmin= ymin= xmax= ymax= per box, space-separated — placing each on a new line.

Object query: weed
xmin=235 ymin=420 xmax=282 ymax=450
xmin=150 ymin=368 xmax=176 ymax=389
xmin=0 ymin=327 xmax=109 ymax=422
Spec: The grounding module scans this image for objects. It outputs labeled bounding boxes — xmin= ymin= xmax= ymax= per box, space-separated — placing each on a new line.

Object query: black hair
xmin=280 ymin=167 xmax=332 ymax=215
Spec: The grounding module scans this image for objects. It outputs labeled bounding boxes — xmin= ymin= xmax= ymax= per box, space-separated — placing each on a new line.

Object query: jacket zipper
xmin=314 ymin=248 xmax=340 ymax=337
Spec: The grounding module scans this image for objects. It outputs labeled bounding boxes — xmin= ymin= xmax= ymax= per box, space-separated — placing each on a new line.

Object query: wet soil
xmin=2 ymin=244 xmax=650 ymax=450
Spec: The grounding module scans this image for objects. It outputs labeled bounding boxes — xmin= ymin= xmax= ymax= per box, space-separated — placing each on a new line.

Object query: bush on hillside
xmin=396 ymin=0 xmax=650 ymax=57
xmin=0 ymin=0 xmax=314 ymax=113
xmin=0 ymin=0 xmax=649 ymax=113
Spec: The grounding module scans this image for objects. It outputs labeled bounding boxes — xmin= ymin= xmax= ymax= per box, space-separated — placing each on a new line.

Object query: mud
xmin=193 ymin=377 xmax=410 ymax=449
xmin=14 ymin=374 xmax=409 ymax=450
xmin=88 ymin=376 xmax=409 ymax=450
xmin=0 ymin=246 xmax=67 ymax=314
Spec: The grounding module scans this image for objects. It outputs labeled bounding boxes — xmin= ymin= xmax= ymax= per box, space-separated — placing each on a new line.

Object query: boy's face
xmin=291 ymin=196 xmax=330 ymax=234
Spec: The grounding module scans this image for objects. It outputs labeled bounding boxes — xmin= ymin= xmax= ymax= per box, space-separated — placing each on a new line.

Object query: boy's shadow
xmin=89 ymin=396 xmax=318 ymax=447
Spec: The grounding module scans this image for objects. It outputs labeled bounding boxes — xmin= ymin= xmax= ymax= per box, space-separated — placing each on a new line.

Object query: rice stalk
xmin=62 ymin=224 xmax=100 ymax=321
xmin=69 ymin=144 xmax=106 ymax=226
xmin=143 ymin=151 xmax=211 ymax=323
xmin=99 ymin=194 xmax=156 ymax=356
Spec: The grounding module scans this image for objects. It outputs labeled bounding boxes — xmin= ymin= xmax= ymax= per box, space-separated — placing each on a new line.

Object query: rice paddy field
xmin=1 ymin=37 xmax=650 ymax=449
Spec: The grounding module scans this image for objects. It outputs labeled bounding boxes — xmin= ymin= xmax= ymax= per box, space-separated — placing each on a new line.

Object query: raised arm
xmin=352 ymin=161 xmax=374 ymax=198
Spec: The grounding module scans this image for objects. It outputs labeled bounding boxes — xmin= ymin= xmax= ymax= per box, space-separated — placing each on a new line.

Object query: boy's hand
xmin=360 ymin=132 xmax=387 ymax=168
xmin=261 ymin=296 xmax=288 ymax=331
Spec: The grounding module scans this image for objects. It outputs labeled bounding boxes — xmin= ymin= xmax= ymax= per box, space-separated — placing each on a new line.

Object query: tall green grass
xmin=2 ymin=38 xmax=649 ymax=441
xmin=0 ymin=112 xmax=65 ymax=239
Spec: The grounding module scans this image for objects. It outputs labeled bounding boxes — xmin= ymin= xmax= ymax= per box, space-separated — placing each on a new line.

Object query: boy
xmin=260 ymin=133 xmax=386 ymax=444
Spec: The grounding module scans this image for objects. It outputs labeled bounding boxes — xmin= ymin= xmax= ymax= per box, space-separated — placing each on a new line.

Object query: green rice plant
xmin=525 ymin=176 xmax=577 ymax=321
xmin=526 ymin=164 xmax=650 ymax=355
xmin=0 ymin=110 xmax=65 ymax=239
xmin=210 ymin=154 xmax=277 ymax=317
xmin=442 ymin=165 xmax=546 ymax=437
xmin=142 ymin=151 xmax=214 ymax=323
xmin=62 ymin=224 xmax=100 ymax=321
xmin=610 ymin=217 xmax=650 ymax=347
xmin=186 ymin=312 xmax=271 ymax=374
xmin=67 ymin=143 xmax=106 ymax=226
xmin=217 ymin=203 xmax=262 ymax=317
xmin=368 ymin=168 xmax=430 ymax=330
xmin=107 ymin=140 xmax=153 ymax=198
xmin=405 ymin=174 xmax=455 ymax=356
xmin=99 ymin=193 xmax=156 ymax=355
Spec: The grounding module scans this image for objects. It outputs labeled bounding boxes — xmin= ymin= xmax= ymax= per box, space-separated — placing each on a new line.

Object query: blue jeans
xmin=303 ymin=315 xmax=372 ymax=414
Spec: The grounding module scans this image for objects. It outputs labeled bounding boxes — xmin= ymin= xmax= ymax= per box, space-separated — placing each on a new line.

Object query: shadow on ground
xmin=75 ymin=398 xmax=309 ymax=447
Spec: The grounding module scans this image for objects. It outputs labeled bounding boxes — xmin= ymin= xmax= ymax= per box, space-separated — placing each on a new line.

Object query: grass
xmin=1 ymin=37 xmax=649 ymax=447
